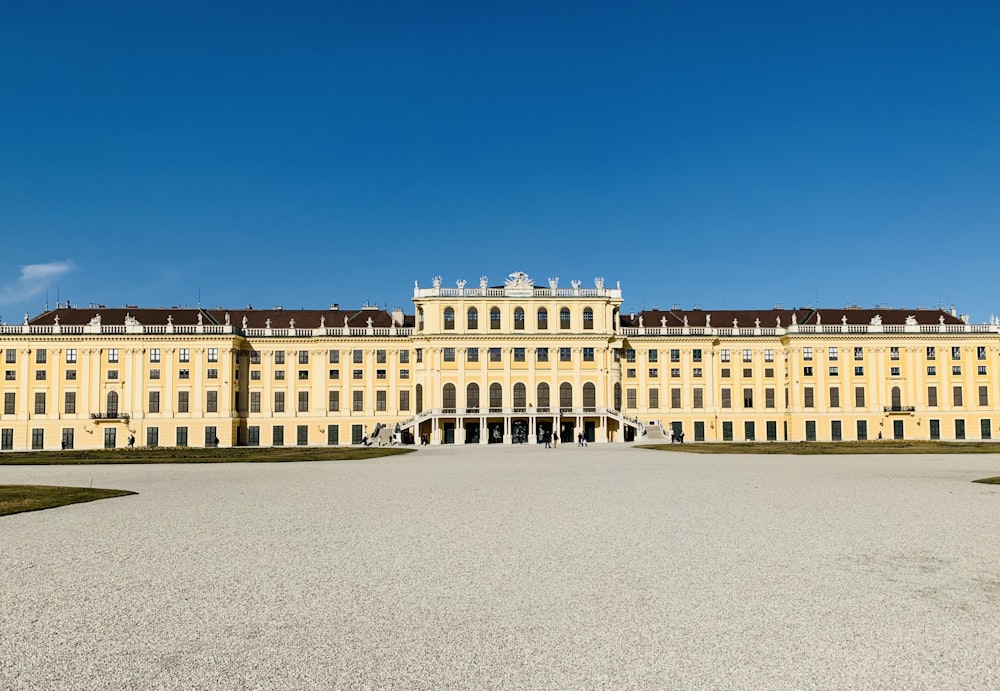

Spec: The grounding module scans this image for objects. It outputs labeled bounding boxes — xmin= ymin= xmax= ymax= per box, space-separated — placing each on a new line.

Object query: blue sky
xmin=2 ymin=1 xmax=998 ymax=322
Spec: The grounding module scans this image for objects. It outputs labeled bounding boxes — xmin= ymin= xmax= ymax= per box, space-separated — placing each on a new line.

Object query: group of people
xmin=667 ymin=428 xmax=685 ymax=443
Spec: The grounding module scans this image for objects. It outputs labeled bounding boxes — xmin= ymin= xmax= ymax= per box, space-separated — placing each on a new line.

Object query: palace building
xmin=1 ymin=271 xmax=998 ymax=450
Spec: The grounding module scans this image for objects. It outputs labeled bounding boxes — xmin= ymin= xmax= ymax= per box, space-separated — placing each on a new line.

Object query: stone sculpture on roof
xmin=505 ymin=271 xmax=532 ymax=289
xmin=870 ymin=314 xmax=882 ymax=325
xmin=905 ymin=315 xmax=917 ymax=326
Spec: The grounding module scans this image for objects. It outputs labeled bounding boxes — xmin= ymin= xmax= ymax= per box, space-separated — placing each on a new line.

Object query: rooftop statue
xmin=505 ymin=271 xmax=532 ymax=289
xmin=242 ymin=315 xmax=248 ymax=329
xmin=870 ymin=314 xmax=882 ymax=326
xmin=224 ymin=312 xmax=231 ymax=326
xmin=594 ymin=277 xmax=604 ymax=289
xmin=265 ymin=318 xmax=271 ymax=328
xmin=842 ymin=315 xmax=847 ymax=325
xmin=456 ymin=279 xmax=466 ymax=290
xmin=480 ymin=275 xmax=488 ymax=289
xmin=816 ymin=312 xmax=821 ymax=325
xmin=905 ymin=315 xmax=917 ymax=326
xmin=548 ymin=277 xmax=559 ymax=290
xmin=319 ymin=315 xmax=325 ymax=328
xmin=432 ymin=275 xmax=442 ymax=288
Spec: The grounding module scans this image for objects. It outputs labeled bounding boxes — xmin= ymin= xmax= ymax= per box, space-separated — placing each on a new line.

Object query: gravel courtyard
xmin=1 ymin=445 xmax=998 ymax=690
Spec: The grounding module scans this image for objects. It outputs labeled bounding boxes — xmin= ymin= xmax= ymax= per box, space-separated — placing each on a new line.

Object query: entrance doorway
xmin=443 ymin=422 xmax=455 ymax=444
xmin=560 ymin=421 xmax=575 ymax=444
xmin=487 ymin=422 xmax=503 ymax=444
xmin=464 ymin=422 xmax=480 ymax=444
xmin=584 ymin=421 xmax=596 ymax=443
xmin=512 ymin=420 xmax=528 ymax=444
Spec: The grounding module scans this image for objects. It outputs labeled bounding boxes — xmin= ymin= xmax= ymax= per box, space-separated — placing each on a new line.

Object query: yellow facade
xmin=2 ymin=272 xmax=997 ymax=450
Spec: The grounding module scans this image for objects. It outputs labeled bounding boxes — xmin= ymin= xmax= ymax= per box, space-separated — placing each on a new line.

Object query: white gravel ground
xmin=1 ymin=445 xmax=999 ymax=690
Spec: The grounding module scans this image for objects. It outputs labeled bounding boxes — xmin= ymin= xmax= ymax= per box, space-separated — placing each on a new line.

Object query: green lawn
xmin=638 ymin=441 xmax=1000 ymax=455
xmin=0 ymin=446 xmax=414 ymax=465
xmin=0 ymin=485 xmax=137 ymax=516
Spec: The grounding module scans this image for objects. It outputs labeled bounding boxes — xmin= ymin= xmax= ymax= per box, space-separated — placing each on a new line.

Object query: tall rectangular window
xmin=353 ymin=390 xmax=364 ymax=411
xmin=927 ymin=386 xmax=938 ymax=407
xmin=1 ymin=428 xmax=13 ymax=450
xmin=64 ymin=391 xmax=76 ymax=414
xmin=626 ymin=388 xmax=637 ymax=408
xmin=3 ymin=392 xmax=14 ymax=415
xmin=953 ymin=386 xmax=963 ymax=407
xmin=34 ymin=392 xmax=46 ymax=415
xmin=298 ymin=391 xmax=309 ymax=412
xmin=721 ymin=388 xmax=731 ymax=408
xmin=765 ymin=388 xmax=775 ymax=409
xmin=670 ymin=388 xmax=681 ymax=409
xmin=803 ymin=387 xmax=814 ymax=408
xmin=328 ymin=350 xmax=340 ymax=363
xmin=327 ymin=425 xmax=339 ymax=445
xmin=693 ymin=388 xmax=703 ymax=409
xmin=178 ymin=391 xmax=189 ymax=413
xmin=273 ymin=425 xmax=284 ymax=446
xmin=376 ymin=390 xmax=387 ymax=411
xmin=146 ymin=427 xmax=158 ymax=447
xmin=831 ymin=420 xmax=842 ymax=441
xmin=329 ymin=391 xmax=340 ymax=412
xmin=66 ymin=348 xmax=77 ymax=363
xmin=176 ymin=427 xmax=188 ymax=446
xmin=148 ymin=391 xmax=160 ymax=413
xmin=399 ymin=390 xmax=410 ymax=411
xmin=249 ymin=391 xmax=261 ymax=413
xmin=32 ymin=428 xmax=44 ymax=449
xmin=178 ymin=348 xmax=189 ymax=363
xmin=108 ymin=348 xmax=119 ymax=363
xmin=206 ymin=391 xmax=218 ymax=413
xmin=856 ymin=420 xmax=867 ymax=441
xmin=248 ymin=426 xmax=260 ymax=446
xmin=208 ymin=348 xmax=219 ymax=362
xmin=829 ymin=387 xmax=840 ymax=408
xmin=744 ymin=421 xmax=755 ymax=441
xmin=743 ymin=388 xmax=753 ymax=408
xmin=274 ymin=391 xmax=285 ymax=413
xmin=150 ymin=348 xmax=160 ymax=363
xmin=978 ymin=385 xmax=989 ymax=406
xmin=297 ymin=425 xmax=309 ymax=446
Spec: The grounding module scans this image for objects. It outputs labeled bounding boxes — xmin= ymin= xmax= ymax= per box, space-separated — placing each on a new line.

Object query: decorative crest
xmin=504 ymin=271 xmax=533 ymax=289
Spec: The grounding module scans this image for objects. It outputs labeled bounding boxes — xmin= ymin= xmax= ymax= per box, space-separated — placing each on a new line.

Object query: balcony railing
xmin=90 ymin=412 xmax=130 ymax=422
xmin=883 ymin=406 xmax=916 ymax=414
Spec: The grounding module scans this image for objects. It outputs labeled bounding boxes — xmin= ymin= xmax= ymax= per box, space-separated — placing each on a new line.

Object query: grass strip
xmin=637 ymin=441 xmax=1000 ymax=455
xmin=0 ymin=446 xmax=414 ymax=465
xmin=972 ymin=477 xmax=1000 ymax=485
xmin=1 ymin=485 xmax=136 ymax=516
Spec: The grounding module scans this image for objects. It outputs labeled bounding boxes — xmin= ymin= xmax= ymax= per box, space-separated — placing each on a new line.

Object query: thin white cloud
xmin=0 ymin=260 xmax=75 ymax=306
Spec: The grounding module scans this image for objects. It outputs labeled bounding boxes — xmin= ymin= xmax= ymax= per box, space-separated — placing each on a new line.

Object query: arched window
xmin=443 ymin=307 xmax=455 ymax=330
xmin=467 ymin=307 xmax=478 ymax=330
xmin=560 ymin=307 xmax=571 ymax=329
xmin=466 ymin=383 xmax=480 ymax=410
xmin=614 ymin=383 xmax=622 ymax=410
xmin=106 ymin=391 xmax=119 ymax=417
xmin=514 ymin=307 xmax=525 ymax=330
xmin=490 ymin=307 xmax=501 ymax=330
xmin=443 ymin=384 xmax=456 ymax=410
xmin=583 ymin=382 xmax=596 ymax=408
xmin=537 ymin=382 xmax=550 ymax=409
xmin=489 ymin=383 xmax=503 ymax=410
xmin=513 ymin=383 xmax=526 ymax=409
xmin=891 ymin=386 xmax=902 ymax=409
xmin=415 ymin=384 xmax=423 ymax=414
xmin=560 ymin=382 xmax=573 ymax=409
xmin=583 ymin=307 xmax=594 ymax=330
xmin=537 ymin=308 xmax=548 ymax=330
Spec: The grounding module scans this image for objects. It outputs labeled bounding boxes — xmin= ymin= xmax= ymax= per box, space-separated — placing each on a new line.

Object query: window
xmin=513 ymin=383 xmax=527 ymax=409
xmin=467 ymin=348 xmax=479 ymax=363
xmin=721 ymin=388 xmax=731 ymax=408
xmin=583 ymin=383 xmax=596 ymax=408
xmin=399 ymin=350 xmax=409 ymax=364
xmin=376 ymin=369 xmax=386 ymax=379
xmin=376 ymin=390 xmax=387 ymax=412
xmin=207 ymin=348 xmax=219 ymax=363
xmin=979 ymin=365 xmax=988 ymax=376
xmin=764 ymin=349 xmax=774 ymax=363
xmin=1 ymin=428 xmax=13 ymax=450
xmin=890 ymin=347 xmax=899 ymax=360
xmin=106 ymin=391 xmax=118 ymax=417
xmin=443 ymin=348 xmax=456 ymax=362
xmin=34 ymin=392 xmax=46 ymax=415
xmin=625 ymin=350 xmax=636 ymax=363
xmin=626 ymin=388 xmax=637 ymax=408
xmin=977 ymin=346 xmax=987 ymax=360
xmin=65 ymin=391 xmax=77 ymax=414
xmin=927 ymin=386 xmax=938 ymax=407
xmin=251 ymin=370 xmax=261 ymax=380
xmin=399 ymin=390 xmax=410 ymax=412
xmin=35 ymin=370 xmax=46 ymax=381
xmin=66 ymin=348 xmax=77 ymax=364
xmin=927 ymin=366 xmax=936 ymax=375
xmin=828 ymin=347 xmax=838 ymax=361
xmin=560 ymin=308 xmax=571 ymax=329
xmin=803 ymin=366 xmax=814 ymax=376
xmin=765 ymin=388 xmax=775 ymax=408
xmin=443 ymin=307 xmax=455 ymax=330
xmin=274 ymin=370 xmax=285 ymax=380
xmin=722 ymin=422 xmax=733 ymax=442
xmin=489 ymin=348 xmax=501 ymax=362
xmin=467 ymin=307 xmax=478 ymax=330
xmin=854 ymin=347 xmax=864 ymax=360
xmin=328 ymin=350 xmax=340 ymax=364
xmin=178 ymin=391 xmax=190 ymax=413
xmin=108 ymin=348 xmax=119 ymax=363
xmin=890 ymin=367 xmax=901 ymax=376
xmin=352 ymin=369 xmax=363 ymax=379
xmin=272 ymin=426 xmax=284 ymax=446
xmin=274 ymin=391 xmax=285 ymax=413
xmin=649 ymin=349 xmax=659 ymax=363
xmin=979 ymin=386 xmax=989 ymax=406
xmin=583 ymin=348 xmax=594 ymax=362
xmin=513 ymin=348 xmax=526 ymax=362
xmin=670 ymin=388 xmax=681 ymax=409
xmin=352 ymin=350 xmax=363 ymax=364
xmin=5 ymin=370 xmax=14 ymax=381
xmin=803 ymin=347 xmax=813 ymax=361
xmin=35 ymin=348 xmax=46 ymax=364
xmin=857 ymin=420 xmax=868 ymax=441
xmin=649 ymin=368 xmax=658 ymax=378
xmin=692 ymin=349 xmax=702 ymax=363
xmin=745 ymin=421 xmax=756 ymax=442
xmin=743 ymin=388 xmax=753 ymax=408
xmin=207 ymin=391 xmax=218 ymax=413
xmin=743 ymin=369 xmax=752 ymax=378
xmin=831 ymin=420 xmax=842 ymax=441
xmin=207 ymin=368 xmax=218 ymax=379
xmin=742 ymin=349 xmax=752 ymax=363
xmin=490 ymin=307 xmax=501 ymax=329
xmin=829 ymin=366 xmax=839 ymax=376
xmin=720 ymin=349 xmax=730 ymax=363
xmin=32 ymin=428 xmax=44 ymax=450
xmin=3 ymin=392 xmax=14 ymax=415
xmin=328 ymin=391 xmax=340 ymax=412
xmin=148 ymin=391 xmax=159 ymax=413
xmin=854 ymin=366 xmax=864 ymax=376
xmin=953 ymin=386 xmax=963 ymax=407
xmin=178 ymin=348 xmax=189 ymax=363
xmin=353 ymin=390 xmax=364 ymax=411
xmin=829 ymin=387 xmax=840 ymax=407
xmin=250 ymin=351 xmax=262 ymax=364
xmin=981 ymin=419 xmax=991 ymax=440
xmin=4 ymin=349 xmax=14 ymax=364
xmin=416 ymin=349 xmax=422 ymax=363
xmin=514 ymin=307 xmax=525 ymax=330
xmin=489 ymin=383 xmax=502 ymax=410
xmin=250 ymin=391 xmax=261 ymax=413
xmin=537 ymin=348 xmax=549 ymax=362
xmin=693 ymin=388 xmax=704 ymax=408
xmin=693 ymin=368 xmax=703 ymax=378
xmin=952 ymin=346 xmax=961 ymax=360
xmin=295 ymin=425 xmax=308 ymax=446
xmin=764 ymin=368 xmax=774 ymax=378
xmin=955 ymin=419 xmax=966 ymax=440
xmin=926 ymin=347 xmax=935 ymax=360
xmin=247 ymin=426 xmax=260 ymax=446
xmin=537 ymin=383 xmax=550 ymax=409
xmin=669 ymin=349 xmax=680 ymax=363
xmin=805 ymin=421 xmax=817 ymax=441
xmin=721 ymin=368 xmax=731 ymax=378
xmin=559 ymin=383 xmax=573 ymax=409
xmin=804 ymin=387 xmax=814 ymax=408
xmin=627 ymin=368 xmax=636 ymax=378
xmin=106 ymin=369 xmax=118 ymax=380
xmin=559 ymin=348 xmax=571 ymax=362
xmin=583 ymin=308 xmax=593 ymax=330
xmin=537 ymin=308 xmax=548 ymax=330
xmin=952 ymin=366 xmax=962 ymax=376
